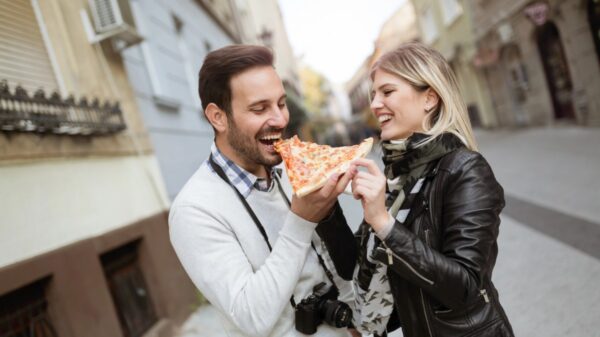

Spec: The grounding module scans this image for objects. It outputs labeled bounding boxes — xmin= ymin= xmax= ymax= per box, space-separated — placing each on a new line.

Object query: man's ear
xmin=424 ymin=88 xmax=440 ymax=113
xmin=205 ymin=103 xmax=228 ymax=133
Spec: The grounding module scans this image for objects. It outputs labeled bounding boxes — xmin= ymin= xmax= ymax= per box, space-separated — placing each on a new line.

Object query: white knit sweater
xmin=169 ymin=162 xmax=353 ymax=337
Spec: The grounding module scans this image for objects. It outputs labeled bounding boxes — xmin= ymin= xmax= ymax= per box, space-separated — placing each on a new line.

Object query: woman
xmin=320 ymin=43 xmax=514 ymax=337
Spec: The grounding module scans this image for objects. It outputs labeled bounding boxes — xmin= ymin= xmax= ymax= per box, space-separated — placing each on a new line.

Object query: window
xmin=173 ymin=15 xmax=201 ymax=107
xmin=0 ymin=0 xmax=59 ymax=93
xmin=439 ymin=0 xmax=463 ymax=25
xmin=421 ymin=8 xmax=439 ymax=44
xmin=129 ymin=1 xmax=181 ymax=109
xmin=101 ymin=240 xmax=157 ymax=337
xmin=0 ymin=277 xmax=58 ymax=337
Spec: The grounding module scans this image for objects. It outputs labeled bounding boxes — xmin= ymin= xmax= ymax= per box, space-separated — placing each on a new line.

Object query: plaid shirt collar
xmin=208 ymin=143 xmax=281 ymax=198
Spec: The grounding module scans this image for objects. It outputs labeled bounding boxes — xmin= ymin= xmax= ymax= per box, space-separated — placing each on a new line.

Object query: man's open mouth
xmin=258 ymin=132 xmax=282 ymax=146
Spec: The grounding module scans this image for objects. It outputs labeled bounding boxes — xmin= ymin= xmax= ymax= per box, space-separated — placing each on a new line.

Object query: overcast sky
xmin=278 ymin=0 xmax=406 ymax=85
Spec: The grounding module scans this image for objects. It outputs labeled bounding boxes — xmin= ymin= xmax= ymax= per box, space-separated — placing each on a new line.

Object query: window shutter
xmin=0 ymin=0 xmax=58 ymax=93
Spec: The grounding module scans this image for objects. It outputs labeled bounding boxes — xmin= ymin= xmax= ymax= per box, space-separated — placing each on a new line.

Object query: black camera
xmin=295 ymin=282 xmax=352 ymax=334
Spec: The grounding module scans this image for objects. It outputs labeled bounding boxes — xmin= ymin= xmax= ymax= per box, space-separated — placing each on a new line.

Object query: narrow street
xmin=178 ymin=126 xmax=600 ymax=337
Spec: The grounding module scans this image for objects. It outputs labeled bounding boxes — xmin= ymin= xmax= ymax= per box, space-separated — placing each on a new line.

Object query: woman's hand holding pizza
xmin=275 ymin=135 xmax=374 ymax=223
xmin=291 ymin=171 xmax=354 ymax=223
xmin=350 ymin=158 xmax=392 ymax=232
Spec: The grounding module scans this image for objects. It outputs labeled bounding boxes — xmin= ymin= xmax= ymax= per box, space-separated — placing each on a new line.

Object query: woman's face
xmin=370 ymin=69 xmax=432 ymax=141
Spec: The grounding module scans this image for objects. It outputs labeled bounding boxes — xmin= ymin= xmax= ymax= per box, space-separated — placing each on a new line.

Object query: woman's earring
xmin=425 ymin=106 xmax=434 ymax=113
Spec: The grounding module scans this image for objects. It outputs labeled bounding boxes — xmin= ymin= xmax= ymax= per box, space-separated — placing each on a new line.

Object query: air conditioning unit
xmin=81 ymin=0 xmax=143 ymax=50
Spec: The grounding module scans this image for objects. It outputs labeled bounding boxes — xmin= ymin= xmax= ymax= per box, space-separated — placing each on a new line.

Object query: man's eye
xmin=250 ymin=106 xmax=266 ymax=112
xmin=278 ymin=102 xmax=286 ymax=108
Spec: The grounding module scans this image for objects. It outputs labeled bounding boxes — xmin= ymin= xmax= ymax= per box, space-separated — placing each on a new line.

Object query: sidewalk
xmin=474 ymin=126 xmax=600 ymax=224
xmin=475 ymin=126 xmax=600 ymax=336
xmin=176 ymin=126 xmax=600 ymax=337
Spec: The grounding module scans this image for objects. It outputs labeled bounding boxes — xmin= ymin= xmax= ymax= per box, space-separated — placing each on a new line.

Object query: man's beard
xmin=227 ymin=118 xmax=283 ymax=167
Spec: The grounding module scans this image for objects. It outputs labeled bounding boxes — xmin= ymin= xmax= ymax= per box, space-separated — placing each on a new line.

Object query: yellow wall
xmin=0 ymin=155 xmax=168 ymax=268
xmin=299 ymin=66 xmax=327 ymax=115
xmin=0 ymin=1 xmax=169 ymax=269
xmin=0 ymin=0 xmax=153 ymax=161
xmin=411 ymin=0 xmax=497 ymax=127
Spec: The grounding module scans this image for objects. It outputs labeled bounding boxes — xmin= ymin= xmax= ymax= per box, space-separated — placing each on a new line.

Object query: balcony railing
xmin=0 ymin=80 xmax=126 ymax=136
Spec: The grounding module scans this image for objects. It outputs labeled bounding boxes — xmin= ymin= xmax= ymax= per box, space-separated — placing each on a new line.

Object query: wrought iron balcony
xmin=0 ymin=80 xmax=126 ymax=136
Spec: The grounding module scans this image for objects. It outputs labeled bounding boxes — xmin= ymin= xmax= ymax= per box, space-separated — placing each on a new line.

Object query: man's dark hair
xmin=198 ymin=44 xmax=274 ymax=119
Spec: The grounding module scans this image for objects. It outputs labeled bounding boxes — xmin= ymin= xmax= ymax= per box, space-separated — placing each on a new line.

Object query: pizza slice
xmin=274 ymin=135 xmax=373 ymax=197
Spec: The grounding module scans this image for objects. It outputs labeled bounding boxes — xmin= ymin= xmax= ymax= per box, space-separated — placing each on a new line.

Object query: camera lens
xmin=321 ymin=300 xmax=352 ymax=328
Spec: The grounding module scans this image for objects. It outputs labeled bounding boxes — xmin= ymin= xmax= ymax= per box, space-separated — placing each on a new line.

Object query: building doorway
xmin=589 ymin=0 xmax=600 ymax=64
xmin=536 ymin=21 xmax=575 ymax=120
xmin=501 ymin=44 xmax=529 ymax=125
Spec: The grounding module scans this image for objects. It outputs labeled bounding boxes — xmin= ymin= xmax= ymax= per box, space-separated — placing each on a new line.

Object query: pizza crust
xmin=295 ymin=137 xmax=373 ymax=197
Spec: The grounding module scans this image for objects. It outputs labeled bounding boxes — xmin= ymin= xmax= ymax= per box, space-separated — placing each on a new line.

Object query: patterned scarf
xmin=383 ymin=132 xmax=464 ymax=219
xmin=353 ymin=132 xmax=464 ymax=336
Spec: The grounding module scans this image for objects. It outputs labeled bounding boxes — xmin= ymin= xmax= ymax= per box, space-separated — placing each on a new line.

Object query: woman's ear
xmin=204 ymin=103 xmax=228 ymax=133
xmin=424 ymin=88 xmax=440 ymax=113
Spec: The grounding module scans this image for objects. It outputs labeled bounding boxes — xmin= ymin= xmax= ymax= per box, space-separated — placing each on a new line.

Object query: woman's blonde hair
xmin=370 ymin=42 xmax=478 ymax=151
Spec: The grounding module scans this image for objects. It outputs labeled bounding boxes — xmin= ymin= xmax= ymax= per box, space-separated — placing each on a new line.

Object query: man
xmin=169 ymin=45 xmax=357 ymax=337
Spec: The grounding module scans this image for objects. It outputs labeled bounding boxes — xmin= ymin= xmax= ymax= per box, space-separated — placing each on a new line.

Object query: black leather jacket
xmin=318 ymin=148 xmax=514 ymax=337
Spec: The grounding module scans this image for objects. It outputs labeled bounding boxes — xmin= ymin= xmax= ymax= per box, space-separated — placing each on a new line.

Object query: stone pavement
xmin=474 ymin=126 xmax=600 ymax=337
xmin=475 ymin=126 xmax=600 ymax=225
xmin=175 ymin=126 xmax=600 ymax=337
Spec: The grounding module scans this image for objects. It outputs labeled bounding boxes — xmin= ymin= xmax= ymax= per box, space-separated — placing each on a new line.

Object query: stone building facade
xmin=472 ymin=0 xmax=600 ymax=127
xmin=411 ymin=0 xmax=498 ymax=128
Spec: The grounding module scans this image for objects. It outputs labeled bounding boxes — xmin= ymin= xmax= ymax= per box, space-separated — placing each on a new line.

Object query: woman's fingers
xmin=352 ymin=183 xmax=378 ymax=201
xmin=352 ymin=184 xmax=368 ymax=200
xmin=354 ymin=170 xmax=374 ymax=180
xmin=352 ymin=171 xmax=386 ymax=194
xmin=335 ymin=169 xmax=356 ymax=194
xmin=353 ymin=177 xmax=374 ymax=190
xmin=351 ymin=158 xmax=383 ymax=176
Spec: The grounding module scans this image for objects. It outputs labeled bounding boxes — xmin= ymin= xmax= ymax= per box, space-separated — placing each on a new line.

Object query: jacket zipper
xmin=377 ymin=242 xmax=434 ymax=286
xmin=421 ymin=228 xmax=434 ymax=336
xmin=386 ymin=247 xmax=393 ymax=265
xmin=420 ymin=171 xmax=437 ymax=336
xmin=420 ymin=289 xmax=433 ymax=337
xmin=480 ymin=288 xmax=490 ymax=303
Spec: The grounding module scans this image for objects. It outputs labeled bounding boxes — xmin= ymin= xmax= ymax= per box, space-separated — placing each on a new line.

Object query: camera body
xmin=295 ymin=282 xmax=352 ymax=335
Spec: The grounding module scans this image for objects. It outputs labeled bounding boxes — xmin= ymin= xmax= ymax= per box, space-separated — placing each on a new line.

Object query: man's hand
xmin=291 ymin=171 xmax=354 ymax=223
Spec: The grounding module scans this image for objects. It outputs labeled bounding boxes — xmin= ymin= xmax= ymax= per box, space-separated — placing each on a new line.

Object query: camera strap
xmin=209 ymin=155 xmax=339 ymax=308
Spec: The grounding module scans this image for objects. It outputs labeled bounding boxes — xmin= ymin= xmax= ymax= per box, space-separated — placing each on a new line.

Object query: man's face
xmin=225 ymin=66 xmax=289 ymax=170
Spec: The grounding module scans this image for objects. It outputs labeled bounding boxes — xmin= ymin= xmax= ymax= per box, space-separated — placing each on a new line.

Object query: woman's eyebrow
xmin=371 ymin=83 xmax=395 ymax=96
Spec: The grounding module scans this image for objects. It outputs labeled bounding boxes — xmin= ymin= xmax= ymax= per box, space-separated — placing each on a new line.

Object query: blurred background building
xmin=298 ymin=63 xmax=352 ymax=144
xmin=0 ymin=0 xmax=199 ymax=336
xmin=344 ymin=0 xmax=600 ymax=131
xmin=471 ymin=0 xmax=600 ymax=127
xmin=346 ymin=1 xmax=420 ymax=143
xmin=0 ymin=0 xmax=308 ymax=336
xmin=411 ymin=0 xmax=497 ymax=128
